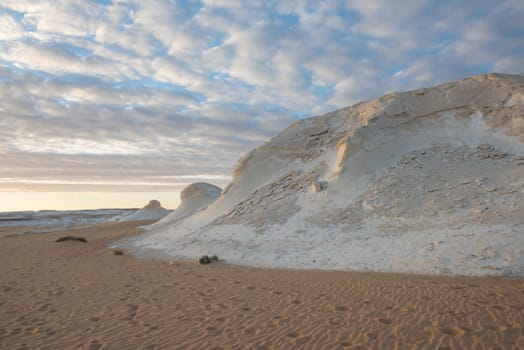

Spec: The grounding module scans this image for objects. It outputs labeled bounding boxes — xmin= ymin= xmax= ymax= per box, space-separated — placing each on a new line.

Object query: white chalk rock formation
xmin=124 ymin=74 xmax=524 ymax=276
xmin=151 ymin=182 xmax=223 ymax=229
xmin=142 ymin=200 xmax=162 ymax=210
xmin=115 ymin=200 xmax=171 ymax=222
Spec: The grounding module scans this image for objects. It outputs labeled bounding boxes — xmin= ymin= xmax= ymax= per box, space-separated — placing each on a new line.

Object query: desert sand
xmin=0 ymin=222 xmax=522 ymax=350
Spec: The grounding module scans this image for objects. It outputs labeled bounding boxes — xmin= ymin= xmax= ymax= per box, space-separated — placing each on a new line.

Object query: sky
xmin=0 ymin=0 xmax=523 ymax=211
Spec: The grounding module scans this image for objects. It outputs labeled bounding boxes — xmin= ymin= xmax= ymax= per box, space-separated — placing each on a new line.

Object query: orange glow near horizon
xmin=0 ymin=192 xmax=181 ymax=212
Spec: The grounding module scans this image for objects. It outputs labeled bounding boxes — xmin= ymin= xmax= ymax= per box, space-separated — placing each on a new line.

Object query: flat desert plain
xmin=0 ymin=221 xmax=522 ymax=349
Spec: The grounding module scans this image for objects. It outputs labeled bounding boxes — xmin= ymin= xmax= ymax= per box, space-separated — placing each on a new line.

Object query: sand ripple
xmin=0 ymin=222 xmax=522 ymax=349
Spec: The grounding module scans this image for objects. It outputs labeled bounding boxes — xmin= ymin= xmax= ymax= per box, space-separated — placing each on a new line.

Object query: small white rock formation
xmin=151 ymin=182 xmax=222 ymax=228
xmin=123 ymin=74 xmax=524 ymax=276
xmin=114 ymin=200 xmax=171 ymax=222
xmin=142 ymin=200 xmax=162 ymax=210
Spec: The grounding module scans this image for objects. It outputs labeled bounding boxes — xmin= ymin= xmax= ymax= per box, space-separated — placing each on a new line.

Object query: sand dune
xmin=0 ymin=222 xmax=522 ymax=349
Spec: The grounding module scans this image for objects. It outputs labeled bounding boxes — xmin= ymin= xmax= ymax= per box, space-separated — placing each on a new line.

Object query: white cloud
xmin=0 ymin=0 xmax=523 ymax=196
xmin=1 ymin=42 xmax=121 ymax=80
xmin=3 ymin=0 xmax=104 ymax=37
xmin=493 ymin=55 xmax=524 ymax=74
xmin=0 ymin=14 xmax=25 ymax=40
xmin=151 ymin=57 xmax=204 ymax=87
xmin=32 ymin=1 xmax=103 ymax=37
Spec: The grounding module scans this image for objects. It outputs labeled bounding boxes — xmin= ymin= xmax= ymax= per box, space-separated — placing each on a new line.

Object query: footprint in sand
xmin=450 ymin=285 xmax=465 ymax=290
xmin=440 ymin=327 xmax=462 ymax=336
xmin=365 ymin=332 xmax=377 ymax=340
xmin=122 ymin=304 xmax=139 ymax=321
xmin=244 ymin=328 xmax=255 ymax=334
xmin=88 ymin=340 xmax=102 ymax=350
xmin=294 ymin=336 xmax=310 ymax=345
xmin=10 ymin=327 xmax=22 ymax=335
xmin=37 ymin=303 xmax=50 ymax=311
xmin=488 ymin=325 xmax=508 ymax=332
xmin=329 ymin=318 xmax=341 ymax=326
xmin=460 ymin=326 xmax=473 ymax=332
xmin=334 ymin=305 xmax=348 ymax=312
xmin=378 ymin=318 xmax=392 ymax=325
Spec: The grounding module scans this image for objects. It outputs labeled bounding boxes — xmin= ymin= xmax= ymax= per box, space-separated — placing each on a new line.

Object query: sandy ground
xmin=0 ymin=222 xmax=522 ymax=350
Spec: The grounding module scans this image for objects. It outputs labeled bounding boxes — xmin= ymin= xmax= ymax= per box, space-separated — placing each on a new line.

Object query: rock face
xmin=114 ymin=200 xmax=170 ymax=222
xmin=125 ymin=74 xmax=524 ymax=276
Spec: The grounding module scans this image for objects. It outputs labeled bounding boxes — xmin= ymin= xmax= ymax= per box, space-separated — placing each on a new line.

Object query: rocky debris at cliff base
xmin=198 ymin=255 xmax=219 ymax=265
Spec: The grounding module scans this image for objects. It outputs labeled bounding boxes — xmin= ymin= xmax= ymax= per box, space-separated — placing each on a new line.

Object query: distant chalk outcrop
xmin=112 ymin=200 xmax=171 ymax=222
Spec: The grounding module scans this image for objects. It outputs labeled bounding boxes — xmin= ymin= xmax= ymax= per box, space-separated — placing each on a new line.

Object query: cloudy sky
xmin=1 ymin=0 xmax=523 ymax=211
